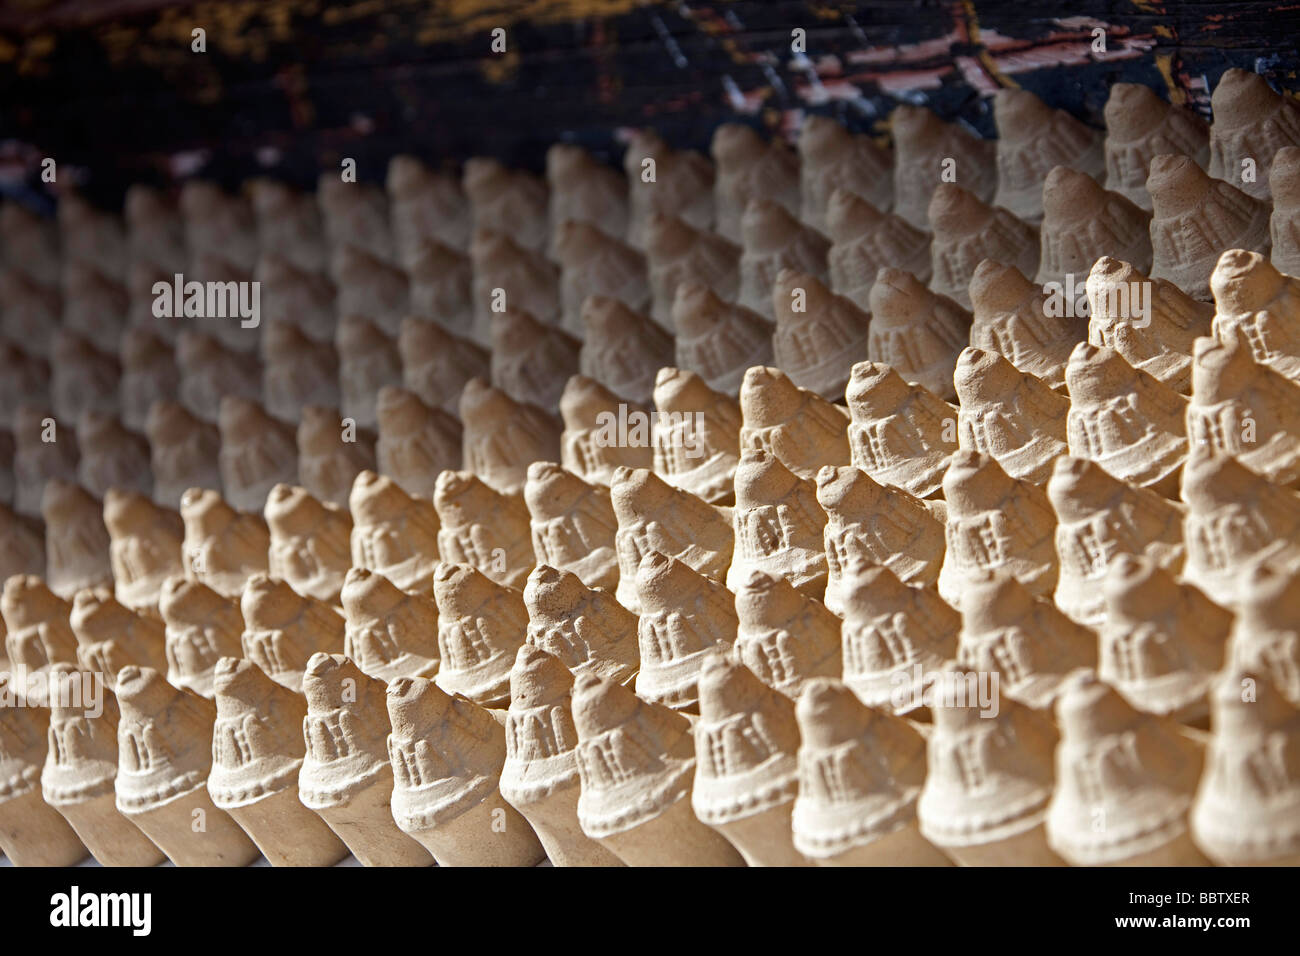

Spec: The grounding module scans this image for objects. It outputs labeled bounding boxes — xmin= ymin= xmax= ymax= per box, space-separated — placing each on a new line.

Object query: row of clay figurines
xmin=6 ymin=132 xmax=1298 ymax=429
xmin=8 ymin=237 xmax=1300 ymax=526
xmin=4 ymin=634 xmax=1295 ymax=868
xmin=2 ymin=404 xmax=1300 ymax=868
xmin=3 ymin=67 xmax=1299 ymax=428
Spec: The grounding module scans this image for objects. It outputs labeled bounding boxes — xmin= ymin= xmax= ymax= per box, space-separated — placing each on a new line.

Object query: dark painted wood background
xmin=1 ymin=1 xmax=1299 ymax=212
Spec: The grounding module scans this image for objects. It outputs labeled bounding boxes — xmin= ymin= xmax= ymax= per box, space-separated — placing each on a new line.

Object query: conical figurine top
xmin=644 ymin=213 xmax=740 ymax=329
xmin=158 ymin=575 xmax=245 ymax=699
xmin=891 ymin=104 xmax=996 ymax=229
xmin=179 ymin=487 xmax=270 ymax=600
xmin=652 ymin=367 xmax=742 ymax=506
xmin=1208 ymin=67 xmax=1300 ymax=201
xmin=844 ymin=361 xmax=956 ymax=498
xmin=296 ymin=404 xmax=377 ymax=509
xmin=1046 ymin=670 xmax=1207 ymax=866
xmin=733 ymin=570 xmax=841 ymax=699
xmin=217 ymin=396 xmax=298 ymax=513
xmin=1099 ymin=555 xmax=1232 ymax=723
xmin=938 ymin=450 xmax=1059 ymax=605
xmin=740 ymin=365 xmax=851 ymax=480
xmin=1209 ymin=249 xmax=1300 ymax=383
xmin=772 ymin=268 xmax=873 ymax=401
xmin=2 ymin=575 xmax=79 ymax=706
xmin=927 ymin=182 xmax=1038 ymax=310
xmin=1181 ymin=447 xmax=1300 ymax=608
xmin=489 ymin=309 xmax=580 ymax=412
xmin=712 ymin=123 xmax=801 ymax=243
xmin=791 ymin=678 xmax=942 ymax=865
xmin=75 ymin=411 xmax=151 ymax=500
xmin=42 ymin=479 xmax=113 ymax=600
xmin=1191 ymin=667 xmax=1300 ymax=866
xmin=523 ymin=462 xmax=618 ymax=592
xmin=398 ymin=316 xmax=491 ymax=413
xmin=867 ymin=266 xmax=969 ymax=400
xmin=1186 ymin=332 xmax=1300 ymax=487
xmin=623 ymin=128 xmax=715 ymax=248
xmin=579 ymin=294 xmax=675 ymax=405
xmin=432 ymin=562 xmax=529 ymax=709
xmin=917 ymin=666 xmax=1062 ymax=865
xmin=264 ymin=482 xmax=353 ymax=606
xmin=556 ymin=222 xmax=651 ymax=339
xmin=462 ymin=157 xmax=549 ymax=254
xmin=1270 ymin=146 xmax=1300 ymax=276
xmin=241 ymin=574 xmax=346 ymax=693
xmin=737 ymin=199 xmax=830 ymax=321
xmin=992 ymin=87 xmax=1105 ymax=222
xmin=826 ymin=187 xmax=932 ymax=312
xmin=1086 ymin=255 xmax=1214 ymax=393
xmin=348 ymin=470 xmax=441 ymax=595
xmin=798 ymin=114 xmax=892 ymax=232
xmin=340 ymin=567 xmax=441 ymax=685
xmin=435 ymin=469 xmax=535 ymax=590
xmin=956 ymin=570 xmax=1097 ymax=712
xmin=460 ymin=378 xmax=563 ymax=495
xmin=968 ymin=258 xmax=1084 ymax=389
xmin=523 ymin=564 xmax=639 ymax=686
xmin=558 ymin=375 xmax=653 ymax=486
xmin=70 ymin=588 xmax=168 ymax=689
xmin=634 ymin=550 xmax=739 ymax=711
xmin=609 ymin=466 xmax=734 ymax=613
xmin=691 ymin=652 xmax=808 ymax=866
xmin=954 ymin=346 xmax=1069 ymax=485
xmin=816 ymin=464 xmax=946 ymax=614
xmin=374 ymin=385 xmax=463 ymax=498
xmin=1065 ymin=342 xmax=1190 ymax=496
xmin=1228 ymin=560 xmax=1300 ymax=707
xmin=1147 ymin=154 xmax=1272 ymax=300
xmin=670 ymin=281 xmax=774 ymax=397
xmin=1103 ymin=82 xmax=1209 ymax=210
xmin=727 ymin=448 xmax=828 ymax=598
xmin=1036 ymin=165 xmax=1152 ymax=290
xmin=840 ymin=563 xmax=959 ymax=714
xmin=1047 ymin=455 xmax=1185 ymax=627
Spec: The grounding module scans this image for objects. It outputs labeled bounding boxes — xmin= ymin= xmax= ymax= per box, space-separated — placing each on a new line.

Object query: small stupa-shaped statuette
xmin=844 ymin=361 xmax=955 ymax=498
xmin=524 ymin=462 xmax=619 ymax=592
xmin=158 ymin=575 xmax=245 ymax=699
xmin=241 ymin=574 xmax=346 ymax=693
xmin=937 ymin=450 xmax=1059 ymax=606
xmin=523 ymin=564 xmax=639 ymax=686
xmin=1047 ymin=455 xmax=1185 ymax=628
xmin=433 ymin=562 xmax=529 ymax=709
xmin=348 ymin=469 xmax=442 ymax=595
xmin=792 ymin=678 xmax=951 ymax=866
xmin=740 ymin=365 xmax=851 ymax=481
xmin=691 ymin=653 xmax=810 ymax=866
xmin=208 ymin=657 xmax=351 ymax=865
xmin=114 ymin=665 xmax=260 ymax=865
xmin=434 ymin=469 xmax=535 ymax=590
xmin=341 ymin=567 xmax=441 ymax=685
xmin=386 ymin=675 xmax=546 ymax=866
xmin=572 ymin=671 xmax=745 ymax=865
xmin=1046 ymin=670 xmax=1210 ymax=866
xmin=264 ymin=482 xmax=353 ymax=606
xmin=298 ymin=653 xmax=434 ymax=866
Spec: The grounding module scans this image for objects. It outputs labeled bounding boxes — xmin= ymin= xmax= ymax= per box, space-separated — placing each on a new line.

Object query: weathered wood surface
xmin=0 ymin=1 xmax=1298 ymax=209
